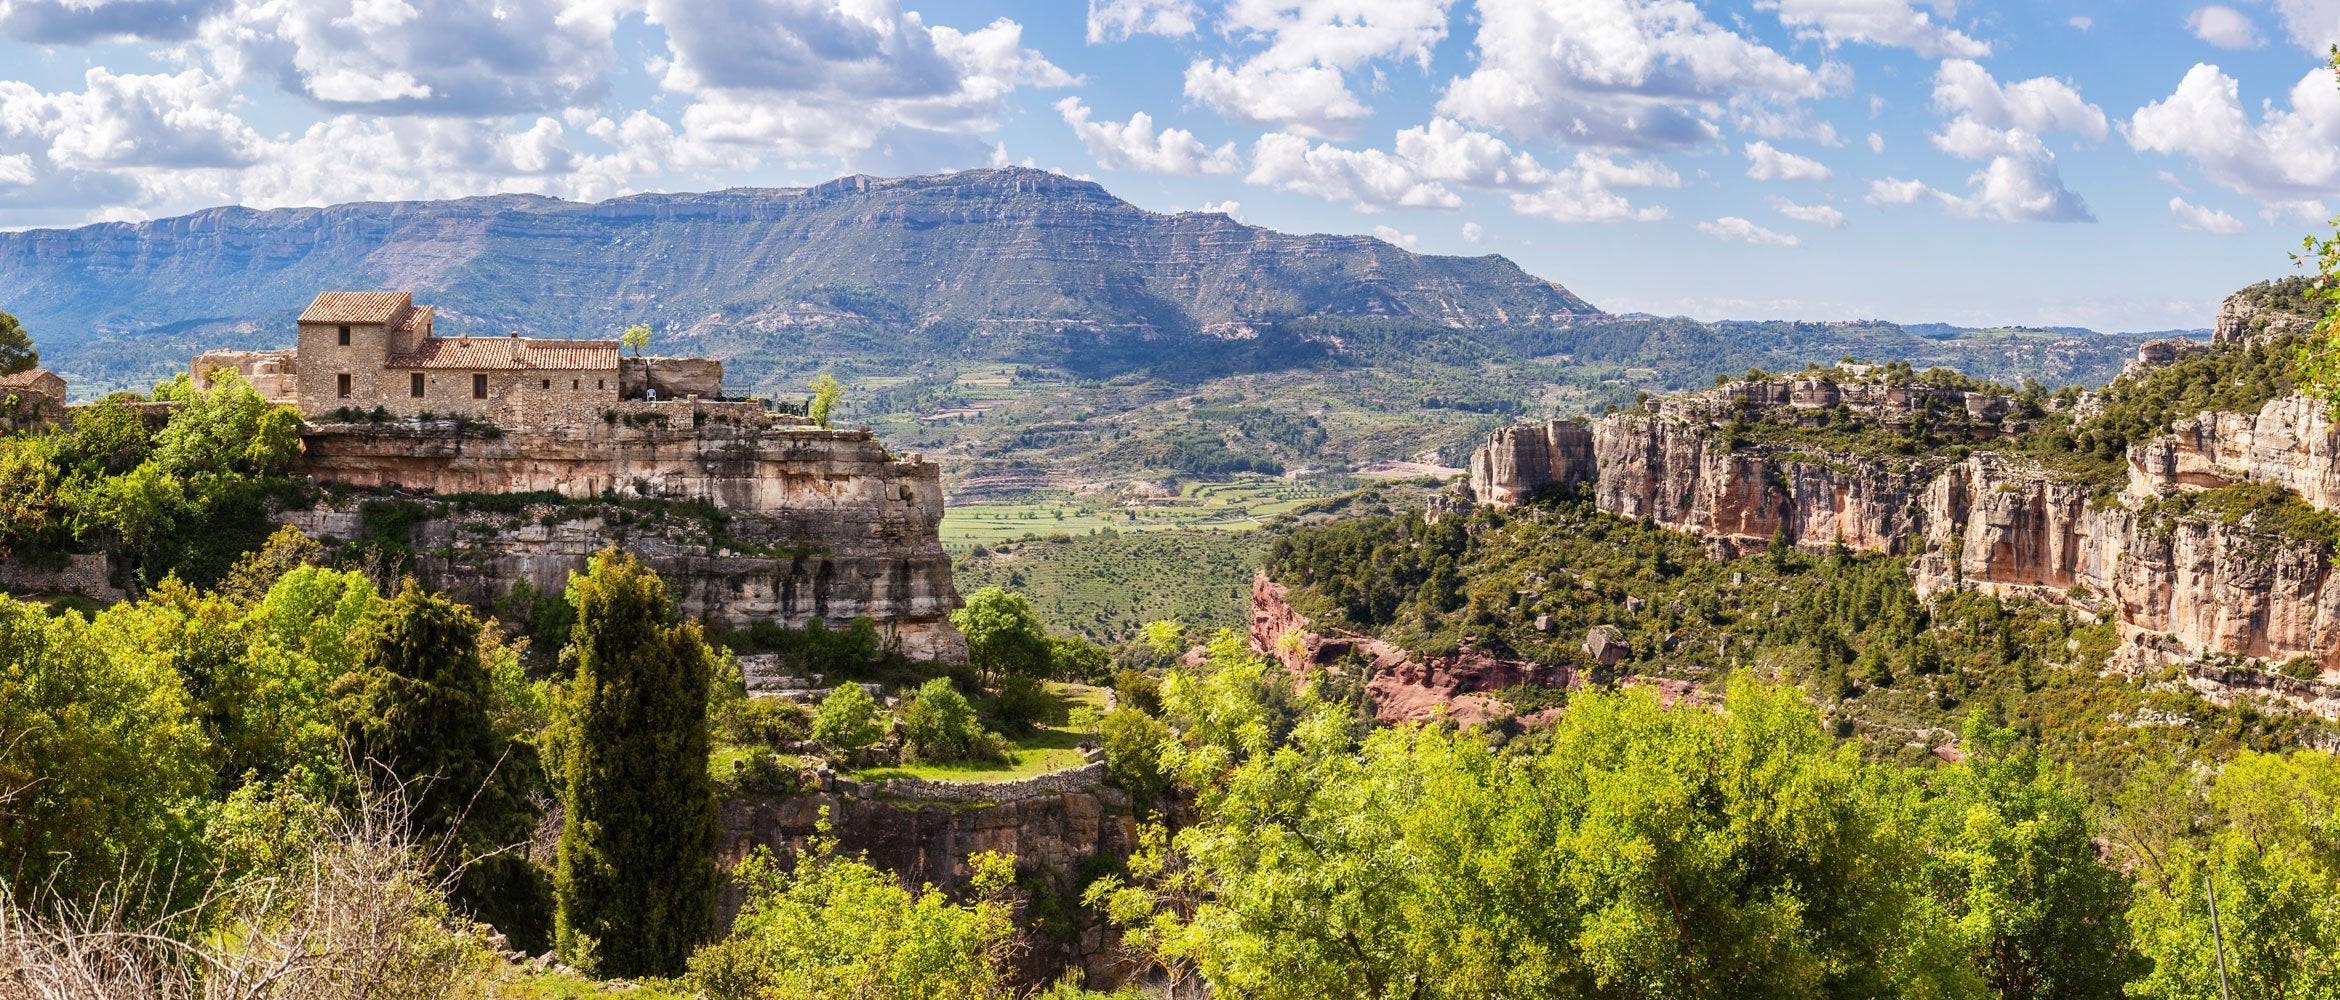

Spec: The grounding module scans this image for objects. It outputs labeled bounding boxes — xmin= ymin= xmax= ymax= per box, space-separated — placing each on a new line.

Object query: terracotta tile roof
xmin=385 ymin=336 xmax=618 ymax=371
xmin=0 ymin=369 xmax=60 ymax=389
xmin=395 ymin=305 xmax=433 ymax=332
xmin=299 ymin=291 xmax=412 ymax=326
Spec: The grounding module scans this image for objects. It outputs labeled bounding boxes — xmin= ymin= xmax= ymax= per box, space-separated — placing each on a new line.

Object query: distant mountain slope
xmin=0 ymin=167 xmax=1601 ymax=391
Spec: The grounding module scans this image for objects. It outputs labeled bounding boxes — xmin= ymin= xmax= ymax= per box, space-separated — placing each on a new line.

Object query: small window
xmin=337 ymin=325 xmax=351 ymax=346
xmin=573 ymin=379 xmax=579 ymax=390
xmin=473 ymin=373 xmax=489 ymax=399
xmin=410 ymin=373 xmax=425 ymax=397
xmin=597 ymin=379 xmax=604 ymax=390
xmin=337 ymin=373 xmax=351 ymax=398
xmin=542 ymin=378 xmax=551 ymax=390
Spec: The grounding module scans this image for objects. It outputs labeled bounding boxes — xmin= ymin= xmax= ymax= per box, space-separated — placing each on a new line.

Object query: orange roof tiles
xmin=300 ymin=292 xmax=412 ymax=326
xmin=385 ymin=336 xmax=618 ymax=371
xmin=395 ymin=305 xmax=433 ymax=332
xmin=0 ymin=369 xmax=60 ymax=389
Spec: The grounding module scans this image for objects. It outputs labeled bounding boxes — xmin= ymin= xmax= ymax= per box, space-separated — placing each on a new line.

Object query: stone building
xmin=0 ymin=368 xmax=67 ymax=429
xmin=195 ymin=291 xmax=725 ymax=427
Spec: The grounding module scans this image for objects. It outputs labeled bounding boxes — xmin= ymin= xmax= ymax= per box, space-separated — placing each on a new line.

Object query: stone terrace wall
xmin=856 ymin=762 xmax=1107 ymax=803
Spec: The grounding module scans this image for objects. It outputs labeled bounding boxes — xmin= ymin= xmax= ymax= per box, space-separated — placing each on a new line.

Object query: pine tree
xmin=553 ymin=550 xmax=717 ymax=976
xmin=0 ymin=311 xmax=34 ymax=375
xmin=338 ymin=579 xmax=550 ymax=950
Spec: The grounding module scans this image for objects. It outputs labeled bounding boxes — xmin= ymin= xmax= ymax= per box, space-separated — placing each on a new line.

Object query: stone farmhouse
xmin=0 ymin=368 xmax=67 ymax=430
xmin=195 ymin=291 xmax=725 ymax=426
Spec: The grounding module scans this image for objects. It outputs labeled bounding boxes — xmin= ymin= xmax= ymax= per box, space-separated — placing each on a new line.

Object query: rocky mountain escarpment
xmin=1458 ymin=283 xmax=2340 ymax=675
xmin=282 ymin=409 xmax=967 ymax=661
xmin=1251 ymin=570 xmax=1569 ymax=726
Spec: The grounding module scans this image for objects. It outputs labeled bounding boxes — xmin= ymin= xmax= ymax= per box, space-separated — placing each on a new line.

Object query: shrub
xmin=811 ymin=684 xmax=884 ymax=749
xmin=1097 ymin=707 xmax=1173 ymax=798
xmin=725 ymin=697 xmax=814 ymax=747
xmin=901 ymin=678 xmax=1010 ymax=765
xmin=991 ymin=675 xmax=1059 ymax=732
xmin=1113 ymin=669 xmax=1163 ymax=716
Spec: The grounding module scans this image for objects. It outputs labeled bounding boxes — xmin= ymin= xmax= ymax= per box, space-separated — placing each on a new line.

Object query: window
xmin=597 ymin=379 xmax=604 ymax=390
xmin=542 ymin=379 xmax=551 ymax=390
xmin=337 ymin=325 xmax=351 ymax=345
xmin=572 ymin=379 xmax=579 ymax=390
xmin=337 ymin=373 xmax=351 ymax=398
xmin=473 ymin=373 xmax=488 ymax=399
xmin=411 ymin=373 xmax=425 ymax=397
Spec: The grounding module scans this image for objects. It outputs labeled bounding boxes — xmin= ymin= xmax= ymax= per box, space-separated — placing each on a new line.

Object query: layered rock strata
xmin=285 ymin=412 xmax=967 ymax=661
xmin=1461 ymin=348 xmax=2340 ymax=674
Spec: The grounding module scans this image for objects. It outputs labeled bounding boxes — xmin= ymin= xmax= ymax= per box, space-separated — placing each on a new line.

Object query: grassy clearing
xmin=939 ymin=475 xmax=1340 ymax=548
xmin=852 ymin=682 xmax=1104 ymax=784
xmin=955 ymin=531 xmax=1267 ymax=643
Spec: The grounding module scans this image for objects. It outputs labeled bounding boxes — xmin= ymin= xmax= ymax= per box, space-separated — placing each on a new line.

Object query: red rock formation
xmin=1250 ymin=570 xmax=1570 ymax=726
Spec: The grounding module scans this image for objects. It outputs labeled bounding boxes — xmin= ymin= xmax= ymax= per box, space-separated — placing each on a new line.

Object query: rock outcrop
xmin=1250 ymin=570 xmax=1569 ymax=725
xmin=719 ymin=785 xmax=1142 ymax=985
xmin=1468 ymin=419 xmax=1593 ymax=506
xmin=1460 ymin=316 xmax=2340 ymax=676
xmin=284 ymin=411 xmax=967 ymax=661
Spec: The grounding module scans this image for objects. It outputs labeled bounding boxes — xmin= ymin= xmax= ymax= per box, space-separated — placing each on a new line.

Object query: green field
xmin=852 ymin=683 xmax=1108 ymax=783
xmin=939 ymin=475 xmax=1341 ymax=549
xmin=954 ymin=530 xmax=1268 ymax=643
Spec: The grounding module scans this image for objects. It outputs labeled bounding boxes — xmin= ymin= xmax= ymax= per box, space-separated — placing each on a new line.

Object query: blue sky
xmin=0 ymin=1 xmax=2335 ymax=331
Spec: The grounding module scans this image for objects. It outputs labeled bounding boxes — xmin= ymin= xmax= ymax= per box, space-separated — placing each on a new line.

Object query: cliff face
xmin=1468 ymin=419 xmax=1594 ymax=506
xmin=285 ymin=414 xmax=967 ymax=661
xmin=1250 ymin=570 xmax=1568 ymax=726
xmin=718 ymin=786 xmax=1142 ymax=986
xmin=1460 ymin=318 xmax=2340 ymax=675
xmin=1591 ymin=412 xmax=1937 ymax=556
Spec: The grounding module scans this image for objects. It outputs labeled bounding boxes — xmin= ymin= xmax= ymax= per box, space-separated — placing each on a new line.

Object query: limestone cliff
xmin=284 ymin=409 xmax=967 ymax=661
xmin=1250 ymin=570 xmax=1569 ymax=725
xmin=1459 ymin=300 xmax=2340 ymax=676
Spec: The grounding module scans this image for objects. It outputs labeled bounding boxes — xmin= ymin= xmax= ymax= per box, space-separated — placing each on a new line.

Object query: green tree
xmin=338 ymin=579 xmax=549 ymax=951
xmin=0 ymin=598 xmax=211 ymax=908
xmin=807 ymin=372 xmax=843 ymax=427
xmin=900 ymin=677 xmax=1006 ymax=764
xmin=2292 ymin=47 xmax=2340 ymax=412
xmin=621 ymin=323 xmax=651 ymax=357
xmin=0 ymin=310 xmax=35 ymax=375
xmin=1922 ymin=716 xmax=2142 ymax=999
xmin=688 ymin=836 xmax=1020 ymax=1000
xmin=950 ymin=586 xmax=1052 ymax=682
xmin=811 ymin=683 xmax=884 ymax=749
xmin=554 ymin=550 xmax=719 ymax=976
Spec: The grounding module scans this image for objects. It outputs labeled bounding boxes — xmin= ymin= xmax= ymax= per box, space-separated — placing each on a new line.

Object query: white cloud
xmin=2069 ymin=15 xmax=2092 ymax=30
xmin=0 ymin=0 xmax=223 ymax=43
xmin=1745 ymin=140 xmax=1832 ymax=181
xmin=1867 ymin=131 xmax=1885 ymax=152
xmin=648 ymin=2 xmax=1075 ymax=167
xmin=1931 ymin=59 xmax=2107 ymax=140
xmin=1866 ymin=177 xmax=1934 ymax=203
xmin=0 ymin=67 xmax=260 ymax=171
xmin=1245 ymin=130 xmax=1461 ymax=211
xmin=1087 ymin=0 xmax=1198 ymax=42
xmin=2170 ymin=196 xmax=2248 ymax=233
xmin=1371 ymin=224 xmax=1420 ymax=248
xmin=1183 ymin=0 xmax=1455 ymax=139
xmin=1057 ymin=98 xmax=1239 ymax=175
xmin=1506 ymin=153 xmax=1679 ymax=223
xmin=1460 ymin=220 xmax=1484 ymax=242
xmin=1770 ymin=196 xmax=1845 ymax=227
xmin=1759 ymin=0 xmax=1990 ymax=58
xmin=1393 ymin=117 xmax=1550 ymax=188
xmin=202 ymin=0 xmax=626 ymax=116
xmin=0 ymin=152 xmax=32 ymax=185
xmin=1697 ymin=216 xmax=1800 ymax=246
xmin=1920 ymin=60 xmax=2100 ymax=223
xmin=2187 ymin=5 xmax=2262 ymax=48
xmin=2127 ymin=63 xmax=2340 ymax=209
xmin=1440 ymin=0 xmax=1821 ymax=150
xmin=2268 ymin=0 xmax=2340 ymax=55
xmin=1198 ymin=199 xmax=1242 ymax=218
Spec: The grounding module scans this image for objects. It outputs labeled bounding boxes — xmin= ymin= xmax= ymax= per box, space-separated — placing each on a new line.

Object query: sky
xmin=0 ymin=1 xmax=2335 ymax=331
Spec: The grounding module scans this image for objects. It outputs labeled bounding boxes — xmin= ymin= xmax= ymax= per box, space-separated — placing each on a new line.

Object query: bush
xmin=1113 ymin=669 xmax=1163 ymax=716
xmin=724 ymin=697 xmax=814 ymax=747
xmin=811 ymin=684 xmax=884 ymax=749
xmin=901 ymin=678 xmax=1010 ymax=765
xmin=1097 ymin=707 xmax=1173 ymax=798
xmin=1047 ymin=635 xmax=1111 ymax=682
xmin=991 ymin=675 xmax=1060 ymax=732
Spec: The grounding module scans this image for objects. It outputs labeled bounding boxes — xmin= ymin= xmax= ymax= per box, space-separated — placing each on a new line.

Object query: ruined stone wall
xmin=194 ymin=349 xmax=300 ymax=403
xmin=621 ymin=356 xmax=725 ymax=400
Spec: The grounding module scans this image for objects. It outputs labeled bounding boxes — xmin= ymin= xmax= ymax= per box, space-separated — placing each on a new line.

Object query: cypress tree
xmin=553 ymin=550 xmax=717 ymax=976
xmin=338 ymin=579 xmax=550 ymax=951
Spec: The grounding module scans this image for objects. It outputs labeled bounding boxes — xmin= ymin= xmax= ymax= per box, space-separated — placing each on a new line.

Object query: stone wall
xmin=193 ymin=349 xmax=299 ymax=403
xmin=621 ymin=356 xmax=724 ymax=400
xmin=0 ymin=553 xmax=122 ymax=602
xmin=718 ymin=783 xmax=1143 ymax=985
